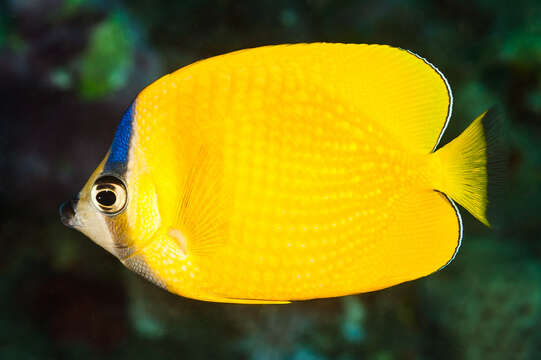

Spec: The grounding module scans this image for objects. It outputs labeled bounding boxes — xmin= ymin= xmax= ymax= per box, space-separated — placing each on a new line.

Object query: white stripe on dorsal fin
xmin=405 ymin=49 xmax=454 ymax=152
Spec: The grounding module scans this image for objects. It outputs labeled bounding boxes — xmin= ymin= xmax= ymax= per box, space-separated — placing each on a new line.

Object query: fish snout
xmin=59 ymin=199 xmax=78 ymax=228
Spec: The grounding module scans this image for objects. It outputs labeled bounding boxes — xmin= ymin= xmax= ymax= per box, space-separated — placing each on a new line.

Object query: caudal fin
xmin=432 ymin=108 xmax=505 ymax=226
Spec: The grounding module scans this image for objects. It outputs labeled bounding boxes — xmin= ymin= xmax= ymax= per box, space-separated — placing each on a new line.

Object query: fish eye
xmin=91 ymin=176 xmax=127 ymax=215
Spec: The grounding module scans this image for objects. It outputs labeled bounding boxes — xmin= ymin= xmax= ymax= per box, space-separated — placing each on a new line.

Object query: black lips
xmin=59 ymin=199 xmax=77 ymax=227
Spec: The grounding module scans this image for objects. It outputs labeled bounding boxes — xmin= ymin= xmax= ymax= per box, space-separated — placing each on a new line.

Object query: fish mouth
xmin=59 ymin=198 xmax=79 ymax=228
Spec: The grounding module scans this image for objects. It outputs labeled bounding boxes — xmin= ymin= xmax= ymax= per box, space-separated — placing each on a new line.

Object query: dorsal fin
xmin=321 ymin=43 xmax=453 ymax=153
xmin=215 ymin=43 xmax=453 ymax=153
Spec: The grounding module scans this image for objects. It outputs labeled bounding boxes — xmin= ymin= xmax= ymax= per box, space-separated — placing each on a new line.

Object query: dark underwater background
xmin=1 ymin=1 xmax=540 ymax=359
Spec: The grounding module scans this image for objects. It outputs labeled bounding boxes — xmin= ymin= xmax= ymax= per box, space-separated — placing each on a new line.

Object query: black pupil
xmin=97 ymin=190 xmax=116 ymax=207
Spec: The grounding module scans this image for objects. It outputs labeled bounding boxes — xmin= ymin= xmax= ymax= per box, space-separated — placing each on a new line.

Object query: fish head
xmin=59 ymin=150 xmax=162 ymax=260
xmin=60 ymin=154 xmax=126 ymax=257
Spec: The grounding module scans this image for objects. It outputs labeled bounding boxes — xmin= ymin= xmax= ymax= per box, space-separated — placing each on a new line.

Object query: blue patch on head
xmin=105 ymin=101 xmax=135 ymax=171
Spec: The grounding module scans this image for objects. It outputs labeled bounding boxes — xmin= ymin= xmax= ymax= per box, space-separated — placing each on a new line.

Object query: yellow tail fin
xmin=432 ymin=108 xmax=505 ymax=226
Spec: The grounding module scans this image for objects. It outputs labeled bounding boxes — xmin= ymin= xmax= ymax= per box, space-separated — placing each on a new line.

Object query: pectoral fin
xmin=173 ymin=145 xmax=231 ymax=256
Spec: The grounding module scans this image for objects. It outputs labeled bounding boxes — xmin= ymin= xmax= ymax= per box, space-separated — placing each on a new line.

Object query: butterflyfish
xmin=60 ymin=43 xmax=503 ymax=304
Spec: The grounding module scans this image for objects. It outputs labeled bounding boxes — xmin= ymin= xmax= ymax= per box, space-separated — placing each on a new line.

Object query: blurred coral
xmin=423 ymin=238 xmax=541 ymax=359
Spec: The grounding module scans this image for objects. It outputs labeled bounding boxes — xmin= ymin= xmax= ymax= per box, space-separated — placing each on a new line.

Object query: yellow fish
xmin=60 ymin=43 xmax=502 ymax=304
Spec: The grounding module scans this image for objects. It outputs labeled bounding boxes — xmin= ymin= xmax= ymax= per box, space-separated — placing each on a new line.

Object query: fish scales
xmin=132 ymin=47 xmax=429 ymax=300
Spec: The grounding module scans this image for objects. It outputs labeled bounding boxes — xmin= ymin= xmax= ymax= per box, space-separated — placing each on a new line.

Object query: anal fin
xmin=197 ymin=293 xmax=290 ymax=304
xmin=371 ymin=189 xmax=462 ymax=289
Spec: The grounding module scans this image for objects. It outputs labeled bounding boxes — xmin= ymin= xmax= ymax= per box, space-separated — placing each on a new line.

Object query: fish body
xmin=60 ymin=43 xmax=502 ymax=303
